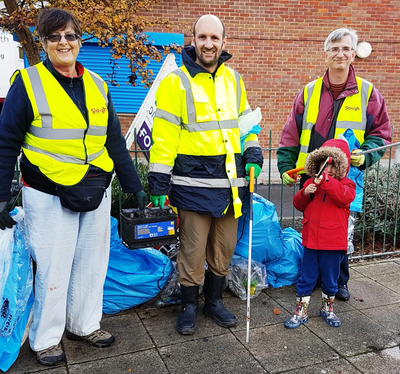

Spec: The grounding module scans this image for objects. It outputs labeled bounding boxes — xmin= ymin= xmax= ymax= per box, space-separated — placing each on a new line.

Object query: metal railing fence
xmin=126 ymin=130 xmax=400 ymax=260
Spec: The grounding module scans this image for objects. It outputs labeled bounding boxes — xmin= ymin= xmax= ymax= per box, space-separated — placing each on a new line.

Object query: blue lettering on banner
xmin=135 ymin=220 xmax=176 ymax=240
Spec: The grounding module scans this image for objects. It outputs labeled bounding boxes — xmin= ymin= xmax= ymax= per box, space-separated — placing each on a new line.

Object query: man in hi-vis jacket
xmin=148 ymin=14 xmax=263 ymax=335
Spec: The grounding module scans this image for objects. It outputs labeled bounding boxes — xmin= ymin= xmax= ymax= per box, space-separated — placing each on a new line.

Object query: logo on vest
xmin=345 ymin=106 xmax=360 ymax=111
xmin=91 ymin=107 xmax=107 ymax=115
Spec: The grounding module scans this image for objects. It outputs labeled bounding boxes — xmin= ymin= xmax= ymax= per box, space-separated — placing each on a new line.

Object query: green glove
xmin=350 ymin=149 xmax=365 ymax=167
xmin=150 ymin=194 xmax=166 ymax=207
xmin=134 ymin=190 xmax=149 ymax=210
xmin=282 ymin=172 xmax=296 ymax=187
xmin=245 ymin=163 xmax=262 ymax=181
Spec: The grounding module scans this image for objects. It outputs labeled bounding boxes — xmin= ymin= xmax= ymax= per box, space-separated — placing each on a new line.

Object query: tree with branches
xmin=0 ymin=0 xmax=180 ymax=86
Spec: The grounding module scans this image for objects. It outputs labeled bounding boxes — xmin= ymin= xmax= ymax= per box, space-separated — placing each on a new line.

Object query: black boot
xmin=203 ymin=272 xmax=237 ymax=328
xmin=175 ymin=285 xmax=199 ymax=335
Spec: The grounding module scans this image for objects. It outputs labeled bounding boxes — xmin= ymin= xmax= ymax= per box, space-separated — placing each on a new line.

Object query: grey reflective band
xmin=149 ymin=163 xmax=173 ymax=174
xmin=172 ymin=69 xmax=196 ymax=123
xmin=185 ymin=119 xmax=239 ymax=133
xmin=28 ymin=125 xmax=106 ymax=139
xmin=240 ymin=107 xmax=252 ymax=117
xmin=86 ymin=125 xmax=107 ymax=136
xmin=171 ymin=175 xmax=248 ymax=188
xmin=155 ymin=108 xmax=181 ymax=127
xmin=23 ymin=143 xmax=105 ymax=163
xmin=243 ymin=140 xmax=261 ymax=152
xmin=86 ymin=69 xmax=108 ymax=106
xmin=234 ymin=71 xmax=242 ymax=114
xmin=23 ymin=143 xmax=86 ymax=164
xmin=28 ymin=126 xmax=85 ymax=140
xmin=25 ymin=66 xmax=52 ymax=128
xmin=87 ymin=148 xmax=105 ymax=161
xmin=300 ymin=144 xmax=308 ymax=154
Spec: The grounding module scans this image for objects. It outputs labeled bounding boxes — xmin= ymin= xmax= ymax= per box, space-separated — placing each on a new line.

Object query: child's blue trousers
xmin=296 ymin=247 xmax=345 ymax=297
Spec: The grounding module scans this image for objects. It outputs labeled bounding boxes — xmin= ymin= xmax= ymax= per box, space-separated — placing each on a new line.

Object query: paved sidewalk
xmin=6 ymin=258 xmax=400 ymax=374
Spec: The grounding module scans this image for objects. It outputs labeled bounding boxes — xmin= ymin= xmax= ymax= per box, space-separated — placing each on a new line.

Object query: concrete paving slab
xmin=233 ymin=324 xmax=338 ymax=373
xmin=348 ymin=346 xmax=400 ymax=374
xmin=366 ymin=271 xmax=400 ymax=294
xmin=63 ymin=312 xmax=153 ymax=365
xmin=307 ymin=309 xmax=400 ymax=357
xmin=358 ymin=302 xmax=400 ymax=333
xmin=137 ymin=303 xmax=230 ymax=347
xmin=351 ymin=260 xmax=400 ymax=278
xmin=283 ymin=358 xmax=362 ymax=374
xmin=226 ymin=292 xmax=288 ymax=331
xmin=344 ymin=277 xmax=400 ymax=309
xmin=67 ymin=349 xmax=168 ymax=374
xmin=158 ymin=333 xmax=267 ymax=374
xmin=347 ymin=265 xmax=365 ymax=279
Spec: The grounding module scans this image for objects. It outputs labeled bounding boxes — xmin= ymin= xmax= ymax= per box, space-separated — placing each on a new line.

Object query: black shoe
xmin=176 ymin=303 xmax=197 ymax=335
xmin=66 ymin=329 xmax=115 ymax=348
xmin=175 ymin=285 xmax=199 ymax=335
xmin=336 ymin=285 xmax=350 ymax=301
xmin=34 ymin=344 xmax=66 ymax=366
xmin=203 ymin=272 xmax=237 ymax=328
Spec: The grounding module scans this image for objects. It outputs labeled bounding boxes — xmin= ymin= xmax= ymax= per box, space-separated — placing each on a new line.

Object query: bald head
xmin=193 ymin=14 xmax=225 ymax=39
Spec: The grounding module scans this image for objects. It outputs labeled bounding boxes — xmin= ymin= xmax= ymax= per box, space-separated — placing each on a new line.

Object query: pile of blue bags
xmin=102 ymin=217 xmax=173 ymax=314
xmin=235 ymin=193 xmax=304 ymax=288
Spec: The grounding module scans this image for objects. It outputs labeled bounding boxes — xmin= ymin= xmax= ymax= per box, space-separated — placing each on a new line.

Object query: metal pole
xmin=357 ymin=141 xmax=400 ymax=155
xmin=246 ymin=166 xmax=254 ymax=343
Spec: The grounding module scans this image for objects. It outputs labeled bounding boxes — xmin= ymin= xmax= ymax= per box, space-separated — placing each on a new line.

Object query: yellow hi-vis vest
xmin=150 ymin=64 xmax=251 ymax=218
xmin=297 ymin=76 xmax=373 ymax=169
xmin=14 ymin=62 xmax=114 ymax=186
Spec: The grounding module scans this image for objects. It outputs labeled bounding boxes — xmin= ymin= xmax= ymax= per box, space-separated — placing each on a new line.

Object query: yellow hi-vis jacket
xmin=14 ymin=62 xmax=114 ymax=186
xmin=149 ymin=64 xmax=260 ymax=218
xmin=297 ymin=76 xmax=373 ymax=169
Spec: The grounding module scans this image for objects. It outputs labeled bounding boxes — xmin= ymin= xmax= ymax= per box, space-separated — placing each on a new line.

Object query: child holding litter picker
xmin=284 ymin=139 xmax=356 ymax=329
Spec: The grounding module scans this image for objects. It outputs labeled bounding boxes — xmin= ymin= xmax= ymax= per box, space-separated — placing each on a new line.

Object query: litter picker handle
xmin=246 ymin=166 xmax=254 ymax=343
xmin=286 ymin=167 xmax=304 ymax=181
xmin=316 ymin=156 xmax=332 ymax=179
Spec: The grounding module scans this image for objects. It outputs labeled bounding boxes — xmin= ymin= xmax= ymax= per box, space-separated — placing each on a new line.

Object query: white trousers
xmin=23 ymin=186 xmax=111 ymax=351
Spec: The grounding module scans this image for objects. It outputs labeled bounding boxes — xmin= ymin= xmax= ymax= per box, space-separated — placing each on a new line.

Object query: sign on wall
xmin=0 ymin=31 xmax=24 ymax=99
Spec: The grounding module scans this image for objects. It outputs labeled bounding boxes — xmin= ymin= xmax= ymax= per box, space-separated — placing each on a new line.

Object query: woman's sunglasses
xmin=45 ymin=33 xmax=80 ymax=43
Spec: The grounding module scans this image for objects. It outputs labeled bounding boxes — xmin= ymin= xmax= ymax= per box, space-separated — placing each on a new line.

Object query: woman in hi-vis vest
xmin=0 ymin=8 xmax=147 ymax=366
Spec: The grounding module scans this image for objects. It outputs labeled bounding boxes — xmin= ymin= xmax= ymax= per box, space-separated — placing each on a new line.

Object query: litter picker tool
xmin=316 ymin=156 xmax=333 ymax=178
xmin=246 ymin=166 xmax=254 ymax=343
xmin=355 ymin=141 xmax=400 ymax=155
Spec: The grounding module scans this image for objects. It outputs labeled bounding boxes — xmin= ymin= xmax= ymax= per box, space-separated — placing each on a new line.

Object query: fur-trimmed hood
xmin=304 ymin=139 xmax=351 ymax=180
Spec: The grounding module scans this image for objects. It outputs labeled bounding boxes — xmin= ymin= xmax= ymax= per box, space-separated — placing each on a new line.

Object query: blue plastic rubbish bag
xmin=266 ymin=227 xmax=304 ymax=288
xmin=0 ymin=208 xmax=33 ymax=337
xmin=0 ymin=207 xmax=34 ymax=372
xmin=103 ymin=217 xmax=173 ymax=314
xmin=235 ymin=193 xmax=284 ymax=263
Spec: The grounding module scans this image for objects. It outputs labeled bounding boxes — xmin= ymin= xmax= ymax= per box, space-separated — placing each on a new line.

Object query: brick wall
xmin=121 ymin=0 xmax=400 ymax=150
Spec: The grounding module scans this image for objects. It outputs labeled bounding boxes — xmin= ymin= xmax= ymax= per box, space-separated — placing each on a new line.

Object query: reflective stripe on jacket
xmin=15 ymin=62 xmax=114 ymax=186
xmin=149 ymin=64 xmax=259 ymax=218
xmin=297 ymin=76 xmax=373 ymax=169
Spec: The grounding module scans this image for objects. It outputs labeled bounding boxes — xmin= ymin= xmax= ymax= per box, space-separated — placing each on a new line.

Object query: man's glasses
xmin=45 ymin=33 xmax=80 ymax=43
xmin=326 ymin=46 xmax=354 ymax=54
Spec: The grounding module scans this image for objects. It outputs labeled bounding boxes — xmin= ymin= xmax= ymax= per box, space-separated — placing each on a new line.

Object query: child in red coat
xmin=284 ymin=139 xmax=356 ymax=329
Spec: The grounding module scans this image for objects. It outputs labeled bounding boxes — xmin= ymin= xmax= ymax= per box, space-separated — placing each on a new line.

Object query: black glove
xmin=134 ymin=190 xmax=149 ymax=210
xmin=0 ymin=201 xmax=16 ymax=230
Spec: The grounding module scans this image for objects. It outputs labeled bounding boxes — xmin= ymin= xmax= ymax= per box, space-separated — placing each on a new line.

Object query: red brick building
xmin=120 ymin=0 xmax=400 ymax=151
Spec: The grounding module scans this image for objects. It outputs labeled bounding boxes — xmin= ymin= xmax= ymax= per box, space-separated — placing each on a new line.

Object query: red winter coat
xmin=293 ymin=139 xmax=356 ymax=251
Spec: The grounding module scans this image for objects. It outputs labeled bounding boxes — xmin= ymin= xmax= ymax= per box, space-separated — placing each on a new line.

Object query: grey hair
xmin=324 ymin=28 xmax=358 ymax=51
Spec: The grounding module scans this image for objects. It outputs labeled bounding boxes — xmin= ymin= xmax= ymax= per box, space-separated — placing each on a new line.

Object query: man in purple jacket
xmin=277 ymin=28 xmax=391 ymax=301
